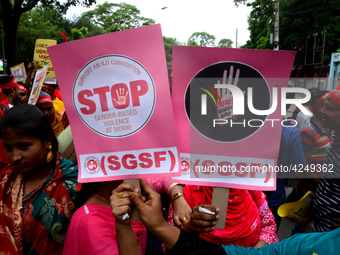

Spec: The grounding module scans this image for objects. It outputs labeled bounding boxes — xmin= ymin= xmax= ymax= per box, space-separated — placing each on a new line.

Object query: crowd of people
xmin=0 ymin=63 xmax=339 ymax=255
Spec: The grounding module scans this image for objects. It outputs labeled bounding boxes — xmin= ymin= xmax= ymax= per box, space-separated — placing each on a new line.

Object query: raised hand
xmin=113 ymin=87 xmax=129 ymax=105
xmin=216 ymin=66 xmax=244 ymax=122
xmin=182 ymin=205 xmax=220 ymax=234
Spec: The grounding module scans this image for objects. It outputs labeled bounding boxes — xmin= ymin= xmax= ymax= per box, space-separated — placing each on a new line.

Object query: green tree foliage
xmin=234 ymin=0 xmax=340 ymax=64
xmin=188 ymin=32 xmax=216 ymax=47
xmin=218 ymin=38 xmax=233 ymax=48
xmin=237 ymin=0 xmax=273 ymax=49
xmin=71 ymin=27 xmax=88 ymax=40
xmin=280 ymin=0 xmax=340 ymax=64
xmin=1 ymin=0 xmax=95 ymax=71
xmin=233 ymin=0 xmax=249 ymax=7
xmin=70 ymin=14 xmax=103 ymax=38
xmin=76 ymin=2 xmax=155 ymax=34
xmin=15 ymin=5 xmax=71 ymax=66
xmin=10 ymin=2 xmax=158 ymax=67
xmin=163 ymin=36 xmax=183 ymax=76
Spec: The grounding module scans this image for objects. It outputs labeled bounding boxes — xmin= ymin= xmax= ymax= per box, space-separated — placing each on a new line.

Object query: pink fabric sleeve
xmin=143 ymin=178 xmax=166 ymax=194
xmin=163 ymin=177 xmax=176 ymax=195
xmin=249 ymin=190 xmax=278 ymax=244
xmin=258 ymin=202 xmax=279 ymax=245
xmin=63 ymin=206 xmax=119 ymax=255
xmin=63 ymin=205 xmax=146 ymax=255
xmin=64 ymin=222 xmax=118 ymax=254
xmin=142 ymin=177 xmax=177 ymax=195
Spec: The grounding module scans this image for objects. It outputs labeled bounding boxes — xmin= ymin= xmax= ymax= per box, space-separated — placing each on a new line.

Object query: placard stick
xmin=62 ymin=140 xmax=75 ymax=159
xmin=211 ymin=187 xmax=229 ymax=229
xmin=124 ymin=179 xmax=141 ymax=221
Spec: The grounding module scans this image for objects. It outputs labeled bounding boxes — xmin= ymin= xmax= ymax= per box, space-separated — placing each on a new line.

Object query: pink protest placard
xmin=172 ymin=46 xmax=296 ymax=190
xmin=48 ymin=24 xmax=180 ymax=182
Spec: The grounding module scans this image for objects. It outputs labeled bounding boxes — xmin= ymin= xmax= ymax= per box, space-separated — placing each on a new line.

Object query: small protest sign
xmin=28 ymin=65 xmax=48 ymax=105
xmin=33 ymin=39 xmax=57 ymax=83
xmin=10 ymin=63 xmax=26 ymax=82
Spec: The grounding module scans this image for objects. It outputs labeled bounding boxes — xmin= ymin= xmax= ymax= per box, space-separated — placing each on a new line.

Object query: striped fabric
xmin=299 ymin=119 xmax=331 ymax=193
xmin=300 ymin=118 xmax=331 ymax=166
xmin=313 ymin=134 xmax=340 ymax=232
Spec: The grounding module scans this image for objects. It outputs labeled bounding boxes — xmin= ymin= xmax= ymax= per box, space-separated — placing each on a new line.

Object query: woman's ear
xmin=44 ymin=140 xmax=51 ymax=149
xmin=45 ymin=135 xmax=52 ymax=148
xmin=10 ymin=87 xmax=16 ymax=96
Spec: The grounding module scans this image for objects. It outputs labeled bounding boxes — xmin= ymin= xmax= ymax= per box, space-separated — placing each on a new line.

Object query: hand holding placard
xmin=111 ymin=182 xmax=139 ymax=225
xmin=124 ymin=179 xmax=141 ymax=221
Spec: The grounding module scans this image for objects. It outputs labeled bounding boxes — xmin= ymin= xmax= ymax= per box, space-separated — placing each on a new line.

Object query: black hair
xmin=0 ymin=104 xmax=58 ymax=164
xmin=0 ymin=75 xmax=13 ymax=86
xmin=0 ymin=75 xmax=14 ymax=96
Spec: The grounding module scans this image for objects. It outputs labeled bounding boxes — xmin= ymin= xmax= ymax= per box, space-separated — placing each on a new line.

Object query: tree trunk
xmin=1 ymin=0 xmax=23 ymax=73
xmin=3 ymin=22 xmax=20 ymax=73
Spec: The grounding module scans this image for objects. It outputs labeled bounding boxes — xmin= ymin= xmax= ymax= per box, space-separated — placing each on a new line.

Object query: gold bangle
xmin=168 ymin=183 xmax=179 ymax=193
xmin=172 ymin=192 xmax=185 ymax=202
xmin=168 ymin=183 xmax=185 ymax=194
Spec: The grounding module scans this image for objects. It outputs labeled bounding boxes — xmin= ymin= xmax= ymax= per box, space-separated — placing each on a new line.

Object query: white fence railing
xmin=289 ymin=77 xmax=336 ymax=91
